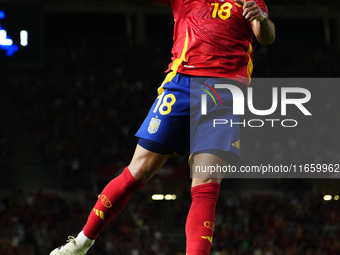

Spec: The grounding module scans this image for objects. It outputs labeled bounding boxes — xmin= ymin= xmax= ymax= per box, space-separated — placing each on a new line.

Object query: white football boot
xmin=50 ymin=231 xmax=95 ymax=255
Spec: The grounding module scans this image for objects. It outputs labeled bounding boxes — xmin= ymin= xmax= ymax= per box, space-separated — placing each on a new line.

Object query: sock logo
xmin=204 ymin=221 xmax=215 ymax=231
xmin=201 ymin=236 xmax=213 ymax=244
xmin=93 ymin=208 xmax=105 ymax=220
xmin=101 ymin=195 xmax=112 ymax=208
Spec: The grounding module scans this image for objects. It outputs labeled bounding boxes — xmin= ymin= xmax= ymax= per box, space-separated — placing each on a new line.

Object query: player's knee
xmin=128 ymin=164 xmax=153 ymax=183
xmin=128 ymin=155 xmax=164 ymax=183
xmin=128 ymin=145 xmax=170 ymax=183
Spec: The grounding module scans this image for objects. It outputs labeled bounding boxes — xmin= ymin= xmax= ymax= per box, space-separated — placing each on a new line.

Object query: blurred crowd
xmin=0 ymin=190 xmax=174 ymax=255
xmin=1 ymin=190 xmax=340 ymax=255
xmin=212 ymin=193 xmax=340 ymax=255
xmin=10 ymin=34 xmax=172 ymax=184
xmin=0 ymin=129 xmax=9 ymax=176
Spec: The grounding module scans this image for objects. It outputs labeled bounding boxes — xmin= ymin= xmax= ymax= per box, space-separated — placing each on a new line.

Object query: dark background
xmin=0 ymin=0 xmax=340 ymax=254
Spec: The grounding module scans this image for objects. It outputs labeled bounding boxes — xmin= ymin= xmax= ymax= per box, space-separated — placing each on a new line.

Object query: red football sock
xmin=186 ymin=182 xmax=220 ymax=255
xmin=83 ymin=167 xmax=146 ymax=240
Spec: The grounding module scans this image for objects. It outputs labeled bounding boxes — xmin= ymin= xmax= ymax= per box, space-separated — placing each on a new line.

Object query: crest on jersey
xmin=148 ymin=117 xmax=161 ymax=134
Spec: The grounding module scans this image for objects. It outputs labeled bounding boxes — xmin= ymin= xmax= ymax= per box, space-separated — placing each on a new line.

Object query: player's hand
xmin=234 ymin=0 xmax=267 ymax=22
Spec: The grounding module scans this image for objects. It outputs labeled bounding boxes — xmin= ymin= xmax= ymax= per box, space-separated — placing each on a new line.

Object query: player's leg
xmin=186 ymin=153 xmax=226 ymax=255
xmin=50 ymin=73 xmax=190 ymax=255
xmin=50 ymin=144 xmax=171 ymax=255
xmin=187 ymin=77 xmax=245 ymax=255
xmin=82 ymin=144 xmax=171 ymax=239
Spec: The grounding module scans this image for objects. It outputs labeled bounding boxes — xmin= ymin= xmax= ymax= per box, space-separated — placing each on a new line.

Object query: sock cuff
xmin=78 ymin=230 xmax=95 ymax=243
xmin=191 ymin=182 xmax=220 ymax=198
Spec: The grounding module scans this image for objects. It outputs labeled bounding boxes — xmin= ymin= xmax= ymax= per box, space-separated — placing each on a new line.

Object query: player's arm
xmin=235 ymin=0 xmax=275 ymax=45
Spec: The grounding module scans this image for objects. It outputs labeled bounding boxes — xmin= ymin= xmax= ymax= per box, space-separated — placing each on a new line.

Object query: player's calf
xmin=186 ymin=152 xmax=227 ymax=255
xmin=186 ymin=182 xmax=220 ymax=255
xmin=83 ymin=166 xmax=146 ymax=240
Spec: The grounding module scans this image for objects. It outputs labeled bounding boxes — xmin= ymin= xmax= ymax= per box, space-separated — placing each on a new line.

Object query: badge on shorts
xmin=148 ymin=117 xmax=161 ymax=134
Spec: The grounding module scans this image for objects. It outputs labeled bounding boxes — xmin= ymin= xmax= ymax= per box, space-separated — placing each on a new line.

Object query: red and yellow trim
xmin=246 ymin=42 xmax=253 ymax=84
xmin=158 ymin=29 xmax=189 ymax=95
xmin=93 ymin=208 xmax=105 ymax=220
xmin=201 ymin=236 xmax=213 ymax=243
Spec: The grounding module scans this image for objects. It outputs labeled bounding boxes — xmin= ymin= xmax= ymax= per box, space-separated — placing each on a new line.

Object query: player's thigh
xmin=190 ymin=77 xmax=243 ymax=187
xmin=128 ymin=144 xmax=171 ymax=183
xmin=191 ymin=152 xmax=227 ymax=187
xmin=190 ymin=77 xmax=241 ymax=164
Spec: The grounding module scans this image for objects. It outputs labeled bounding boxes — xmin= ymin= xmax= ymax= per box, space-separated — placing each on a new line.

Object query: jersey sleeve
xmin=255 ymin=0 xmax=269 ymax=17
xmin=150 ymin=0 xmax=171 ymax=6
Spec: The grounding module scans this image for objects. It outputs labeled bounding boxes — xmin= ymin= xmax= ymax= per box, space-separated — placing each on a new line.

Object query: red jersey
xmin=156 ymin=0 xmax=269 ymax=89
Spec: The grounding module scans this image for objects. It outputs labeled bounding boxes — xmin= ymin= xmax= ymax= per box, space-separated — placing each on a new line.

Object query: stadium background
xmin=0 ymin=0 xmax=340 ymax=254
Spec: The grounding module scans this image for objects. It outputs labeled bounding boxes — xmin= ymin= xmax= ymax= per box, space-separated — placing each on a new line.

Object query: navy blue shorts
xmin=135 ymin=73 xmax=242 ymax=164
